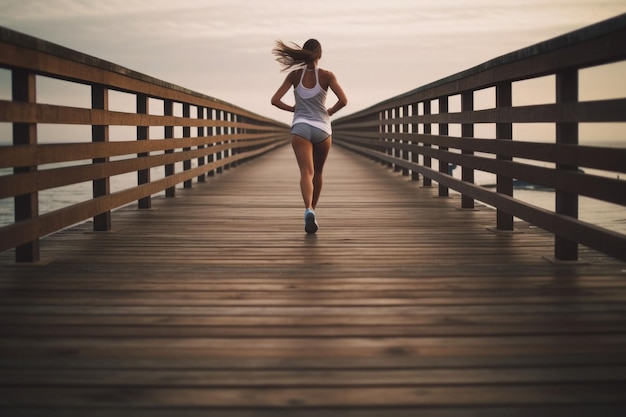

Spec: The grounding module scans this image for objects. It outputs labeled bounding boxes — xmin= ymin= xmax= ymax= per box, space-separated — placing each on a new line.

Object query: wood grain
xmin=1 ymin=145 xmax=625 ymax=416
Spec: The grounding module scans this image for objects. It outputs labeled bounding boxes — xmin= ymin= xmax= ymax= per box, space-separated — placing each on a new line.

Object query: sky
xmin=1 ymin=0 xmax=625 ymax=125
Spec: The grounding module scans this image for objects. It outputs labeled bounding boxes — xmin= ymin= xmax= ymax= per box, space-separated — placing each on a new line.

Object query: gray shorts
xmin=291 ymin=123 xmax=330 ymax=145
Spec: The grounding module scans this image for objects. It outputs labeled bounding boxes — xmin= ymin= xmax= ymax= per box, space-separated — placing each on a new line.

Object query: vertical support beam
xmin=224 ymin=112 xmax=231 ymax=170
xmin=402 ymin=105 xmax=409 ymax=176
xmin=383 ymin=109 xmax=393 ymax=168
xmin=91 ymin=85 xmax=111 ymax=231
xmin=207 ymin=108 xmax=215 ymax=177
xmin=231 ymin=114 xmax=238 ymax=168
xmin=496 ymin=81 xmax=513 ymax=230
xmin=164 ymin=99 xmax=175 ymax=198
xmin=461 ymin=90 xmax=475 ymax=209
xmin=372 ymin=112 xmax=383 ymax=160
xmin=438 ymin=96 xmax=449 ymax=197
xmin=411 ymin=102 xmax=420 ymax=182
xmin=12 ymin=69 xmax=39 ymax=262
xmin=197 ymin=106 xmax=206 ymax=183
xmin=137 ymin=93 xmax=151 ymax=209
xmin=372 ymin=114 xmax=377 ymax=161
xmin=423 ymin=100 xmax=432 ymax=187
xmin=555 ymin=69 xmax=579 ymax=261
xmin=183 ymin=103 xmax=192 ymax=188
xmin=393 ymin=107 xmax=401 ymax=172
xmin=216 ymin=110 xmax=224 ymax=174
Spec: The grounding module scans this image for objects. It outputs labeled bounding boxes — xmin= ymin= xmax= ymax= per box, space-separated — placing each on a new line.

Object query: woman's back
xmin=290 ymin=67 xmax=332 ymax=91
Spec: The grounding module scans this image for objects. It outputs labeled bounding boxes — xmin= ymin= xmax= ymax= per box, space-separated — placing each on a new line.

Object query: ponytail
xmin=272 ymin=39 xmax=322 ymax=71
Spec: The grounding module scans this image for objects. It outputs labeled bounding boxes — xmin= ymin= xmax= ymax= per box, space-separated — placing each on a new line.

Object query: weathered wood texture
xmin=333 ymin=13 xmax=626 ymax=262
xmin=0 ymin=26 xmax=290 ymax=262
xmin=1 ymin=145 xmax=625 ymax=416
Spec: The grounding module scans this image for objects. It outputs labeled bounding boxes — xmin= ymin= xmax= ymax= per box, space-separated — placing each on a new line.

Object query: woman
xmin=271 ymin=39 xmax=348 ymax=234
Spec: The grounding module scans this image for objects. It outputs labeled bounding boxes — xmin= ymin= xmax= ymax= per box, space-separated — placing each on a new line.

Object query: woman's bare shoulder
xmin=287 ymin=69 xmax=303 ymax=85
xmin=319 ymin=68 xmax=335 ymax=78
xmin=286 ymin=70 xmax=298 ymax=85
xmin=318 ymin=68 xmax=336 ymax=87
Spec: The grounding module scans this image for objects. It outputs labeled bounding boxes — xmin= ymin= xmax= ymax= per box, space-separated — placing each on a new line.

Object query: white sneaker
xmin=304 ymin=208 xmax=318 ymax=234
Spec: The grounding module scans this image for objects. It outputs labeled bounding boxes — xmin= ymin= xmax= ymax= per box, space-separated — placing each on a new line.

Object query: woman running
xmin=271 ymin=39 xmax=348 ymax=234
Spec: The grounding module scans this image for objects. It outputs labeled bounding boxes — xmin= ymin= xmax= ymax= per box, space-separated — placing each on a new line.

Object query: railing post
xmin=377 ymin=111 xmax=384 ymax=165
xmin=385 ymin=109 xmax=393 ymax=168
xmin=183 ymin=103 xmax=192 ymax=188
xmin=496 ymin=81 xmax=513 ymax=230
xmin=423 ymin=100 xmax=432 ymax=187
xmin=224 ymin=112 xmax=231 ymax=171
xmin=216 ymin=110 xmax=224 ymax=174
xmin=12 ymin=69 xmax=40 ymax=263
xmin=461 ymin=90 xmax=475 ymax=209
xmin=402 ymin=104 xmax=409 ymax=176
xmin=197 ymin=106 xmax=206 ymax=183
xmin=137 ymin=93 xmax=151 ymax=209
xmin=411 ymin=102 xmax=419 ymax=182
xmin=91 ymin=85 xmax=111 ymax=231
xmin=207 ymin=108 xmax=215 ymax=177
xmin=394 ymin=107 xmax=401 ymax=172
xmin=555 ymin=69 xmax=579 ymax=261
xmin=232 ymin=114 xmax=238 ymax=168
xmin=438 ymin=96 xmax=449 ymax=197
xmin=164 ymin=99 xmax=175 ymax=198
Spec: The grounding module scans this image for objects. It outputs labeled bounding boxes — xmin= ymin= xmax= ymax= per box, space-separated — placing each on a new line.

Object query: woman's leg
xmin=291 ymin=135 xmax=314 ymax=209
xmin=311 ymin=136 xmax=332 ymax=210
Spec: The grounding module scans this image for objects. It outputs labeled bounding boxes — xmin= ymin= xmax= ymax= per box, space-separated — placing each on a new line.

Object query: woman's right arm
xmin=271 ymin=74 xmax=295 ymax=112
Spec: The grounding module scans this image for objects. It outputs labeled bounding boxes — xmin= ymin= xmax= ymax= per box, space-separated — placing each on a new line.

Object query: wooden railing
xmin=333 ymin=14 xmax=626 ymax=262
xmin=0 ymin=27 xmax=290 ymax=263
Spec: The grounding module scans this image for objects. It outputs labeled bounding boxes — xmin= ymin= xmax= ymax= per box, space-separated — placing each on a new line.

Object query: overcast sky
xmin=1 ymin=0 xmax=625 ymax=125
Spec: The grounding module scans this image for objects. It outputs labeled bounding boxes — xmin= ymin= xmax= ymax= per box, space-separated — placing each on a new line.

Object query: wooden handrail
xmin=332 ymin=13 xmax=626 ymax=262
xmin=0 ymin=26 xmax=290 ymax=262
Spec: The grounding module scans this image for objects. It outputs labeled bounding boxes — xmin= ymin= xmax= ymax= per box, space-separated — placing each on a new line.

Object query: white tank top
xmin=292 ymin=67 xmax=331 ymax=134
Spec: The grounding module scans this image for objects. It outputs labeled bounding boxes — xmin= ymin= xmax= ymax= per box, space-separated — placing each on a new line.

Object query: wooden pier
xmin=1 ymin=145 xmax=625 ymax=416
xmin=1 ymin=14 xmax=626 ymax=416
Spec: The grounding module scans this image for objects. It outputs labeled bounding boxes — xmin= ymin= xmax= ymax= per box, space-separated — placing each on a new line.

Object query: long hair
xmin=272 ymin=39 xmax=322 ymax=71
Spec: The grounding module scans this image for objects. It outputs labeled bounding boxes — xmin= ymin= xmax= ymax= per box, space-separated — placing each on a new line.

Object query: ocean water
xmin=1 ymin=104 xmax=624 ymax=237
xmin=444 ymin=139 xmax=626 ymax=235
xmin=1 ymin=150 xmax=625 ymax=236
xmin=0 ymin=162 xmax=184 ymax=227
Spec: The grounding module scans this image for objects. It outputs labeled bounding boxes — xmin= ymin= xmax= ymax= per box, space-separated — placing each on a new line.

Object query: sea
xmin=1 ymin=141 xmax=625 ymax=236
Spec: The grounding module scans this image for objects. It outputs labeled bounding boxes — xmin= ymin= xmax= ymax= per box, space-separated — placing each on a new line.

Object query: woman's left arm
xmin=327 ymin=72 xmax=348 ymax=116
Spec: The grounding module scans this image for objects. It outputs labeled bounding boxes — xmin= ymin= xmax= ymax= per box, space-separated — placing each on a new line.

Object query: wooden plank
xmin=0 ymin=406 xmax=624 ymax=417
xmin=1 ymin=384 xmax=626 ymax=407
xmin=0 ymin=145 xmax=625 ymax=414
xmin=3 ymin=366 xmax=626 ymax=386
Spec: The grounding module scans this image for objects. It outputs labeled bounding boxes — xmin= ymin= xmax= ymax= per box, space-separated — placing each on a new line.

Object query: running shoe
xmin=304 ymin=208 xmax=319 ymax=234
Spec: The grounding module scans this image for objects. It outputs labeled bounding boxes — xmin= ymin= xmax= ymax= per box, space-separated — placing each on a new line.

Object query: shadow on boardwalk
xmin=0 ymin=145 xmax=625 ymax=416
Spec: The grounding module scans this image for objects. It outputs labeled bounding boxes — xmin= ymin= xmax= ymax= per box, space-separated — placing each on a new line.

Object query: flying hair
xmin=272 ymin=39 xmax=322 ymax=71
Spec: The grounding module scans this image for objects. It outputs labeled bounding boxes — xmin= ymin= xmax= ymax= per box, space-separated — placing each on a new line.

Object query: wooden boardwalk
xmin=1 ymin=144 xmax=626 ymax=416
